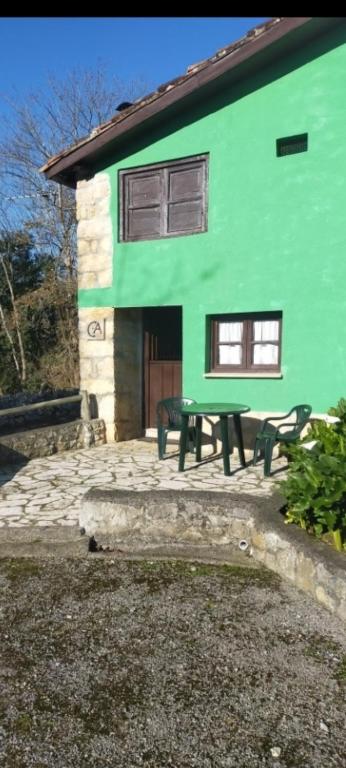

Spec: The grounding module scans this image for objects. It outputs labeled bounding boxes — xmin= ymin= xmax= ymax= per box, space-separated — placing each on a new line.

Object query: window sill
xmin=204 ymin=372 xmax=283 ymax=379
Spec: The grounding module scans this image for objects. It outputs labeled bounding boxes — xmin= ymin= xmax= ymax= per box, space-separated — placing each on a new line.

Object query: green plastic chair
xmin=156 ymin=397 xmax=196 ymax=460
xmin=253 ymin=404 xmax=312 ymax=476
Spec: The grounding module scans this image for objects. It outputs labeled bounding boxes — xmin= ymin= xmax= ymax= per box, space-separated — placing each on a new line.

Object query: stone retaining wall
xmin=0 ymin=389 xmax=80 ymax=436
xmin=81 ymin=487 xmax=346 ymax=623
xmin=250 ymin=508 xmax=346 ymax=620
xmin=0 ymin=419 xmax=106 ymax=463
xmin=81 ymin=488 xmax=260 ymax=546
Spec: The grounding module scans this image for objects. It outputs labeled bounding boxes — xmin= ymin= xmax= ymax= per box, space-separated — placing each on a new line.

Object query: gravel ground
xmin=0 ymin=556 xmax=346 ymax=767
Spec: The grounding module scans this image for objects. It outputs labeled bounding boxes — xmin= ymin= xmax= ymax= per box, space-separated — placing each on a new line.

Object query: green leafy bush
xmin=280 ymin=399 xmax=346 ymax=551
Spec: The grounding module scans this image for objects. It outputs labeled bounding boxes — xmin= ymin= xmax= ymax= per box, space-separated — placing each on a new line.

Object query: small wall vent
xmin=276 ymin=133 xmax=308 ymax=157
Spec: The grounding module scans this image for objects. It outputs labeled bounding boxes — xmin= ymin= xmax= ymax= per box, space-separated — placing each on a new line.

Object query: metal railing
xmin=0 ymin=390 xmax=91 ymax=420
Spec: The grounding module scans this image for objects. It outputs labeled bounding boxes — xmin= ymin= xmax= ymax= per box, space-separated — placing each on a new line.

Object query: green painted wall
xmin=79 ymin=26 xmax=346 ymax=413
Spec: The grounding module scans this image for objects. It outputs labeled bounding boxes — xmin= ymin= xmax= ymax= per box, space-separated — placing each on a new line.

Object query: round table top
xmin=181 ymin=402 xmax=250 ymax=416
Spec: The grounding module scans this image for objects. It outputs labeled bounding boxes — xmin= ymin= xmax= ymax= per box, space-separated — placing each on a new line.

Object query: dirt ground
xmin=0 ymin=554 xmax=346 ymax=768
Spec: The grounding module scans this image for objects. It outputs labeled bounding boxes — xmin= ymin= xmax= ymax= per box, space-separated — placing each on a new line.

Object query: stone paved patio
xmin=0 ymin=440 xmax=287 ymax=528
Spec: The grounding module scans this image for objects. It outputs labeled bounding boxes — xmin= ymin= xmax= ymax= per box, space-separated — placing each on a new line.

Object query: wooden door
xmin=146 ymin=358 xmax=182 ymax=428
xmin=143 ymin=307 xmax=182 ymax=428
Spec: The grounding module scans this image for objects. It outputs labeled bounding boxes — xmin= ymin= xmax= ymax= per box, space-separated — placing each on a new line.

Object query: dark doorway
xmin=143 ymin=306 xmax=182 ymax=428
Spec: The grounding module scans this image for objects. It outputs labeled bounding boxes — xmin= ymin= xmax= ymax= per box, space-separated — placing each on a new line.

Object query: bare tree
xmin=0 ymin=65 xmax=146 ymax=392
xmin=0 ymin=218 xmax=32 ymax=387
xmin=0 ymin=64 xmax=146 ymax=276
xmin=0 ymin=247 xmax=27 ymax=383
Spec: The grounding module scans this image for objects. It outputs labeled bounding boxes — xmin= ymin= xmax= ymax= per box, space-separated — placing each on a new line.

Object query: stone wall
xmin=80 ymin=487 xmax=346 ymax=624
xmin=250 ymin=505 xmax=346 ymax=623
xmin=0 ymin=419 xmax=106 ymax=463
xmin=76 ymin=171 xmax=117 ymax=441
xmin=76 ymin=174 xmax=113 ymax=290
xmin=0 ymin=389 xmax=80 ymax=436
xmin=76 ymin=173 xmax=144 ymax=443
xmin=78 ymin=304 xmax=144 ymax=443
xmin=78 ymin=307 xmax=116 ymax=442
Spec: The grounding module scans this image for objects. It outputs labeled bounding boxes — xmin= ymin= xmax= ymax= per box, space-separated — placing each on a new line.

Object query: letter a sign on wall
xmin=87 ymin=319 xmax=106 ymax=340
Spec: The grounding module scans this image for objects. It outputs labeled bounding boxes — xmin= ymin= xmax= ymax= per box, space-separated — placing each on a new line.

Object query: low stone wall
xmin=0 ymin=419 xmax=106 ymax=463
xmin=81 ymin=488 xmax=265 ymax=546
xmin=81 ymin=487 xmax=346 ymax=623
xmin=0 ymin=389 xmax=80 ymax=436
xmin=251 ymin=507 xmax=346 ymax=619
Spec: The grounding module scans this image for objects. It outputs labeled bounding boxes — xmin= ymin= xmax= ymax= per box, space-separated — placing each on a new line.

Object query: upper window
xmin=210 ymin=312 xmax=282 ymax=373
xmin=119 ymin=155 xmax=208 ymax=242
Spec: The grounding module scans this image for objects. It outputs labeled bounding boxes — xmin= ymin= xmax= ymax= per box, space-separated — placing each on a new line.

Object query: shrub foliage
xmin=280 ymin=399 xmax=346 ymax=550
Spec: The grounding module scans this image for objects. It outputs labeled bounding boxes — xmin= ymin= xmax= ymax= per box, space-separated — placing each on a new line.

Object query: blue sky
xmin=0 ymin=17 xmax=270 ymax=107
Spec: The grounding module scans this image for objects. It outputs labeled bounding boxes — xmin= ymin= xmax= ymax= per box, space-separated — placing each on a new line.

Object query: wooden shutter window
xmin=126 ymin=172 xmax=161 ymax=239
xmin=128 ymin=208 xmax=161 ymax=238
xmin=168 ymin=165 xmax=204 ymax=201
xmin=120 ymin=155 xmax=208 ymax=241
xmin=167 ymin=164 xmax=205 ymax=234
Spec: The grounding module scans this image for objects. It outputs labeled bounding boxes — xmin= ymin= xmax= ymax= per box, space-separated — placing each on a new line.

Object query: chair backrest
xmin=287 ymin=404 xmax=312 ymax=435
xmin=156 ymin=397 xmax=195 ymax=428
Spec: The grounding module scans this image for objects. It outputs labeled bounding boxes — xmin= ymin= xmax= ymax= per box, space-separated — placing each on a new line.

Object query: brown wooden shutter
xmin=126 ymin=172 xmax=161 ymax=239
xmin=120 ymin=155 xmax=208 ymax=241
xmin=167 ymin=163 xmax=205 ymax=234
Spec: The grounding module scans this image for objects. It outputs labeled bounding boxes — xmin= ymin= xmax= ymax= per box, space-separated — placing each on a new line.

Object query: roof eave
xmin=42 ymin=17 xmax=340 ymax=187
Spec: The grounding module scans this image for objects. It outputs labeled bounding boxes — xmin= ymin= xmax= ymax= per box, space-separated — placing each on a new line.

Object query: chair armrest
xmin=276 ymin=421 xmax=299 ymax=431
xmin=259 ymin=413 xmax=293 ymax=434
xmin=262 ymin=412 xmax=292 ymax=427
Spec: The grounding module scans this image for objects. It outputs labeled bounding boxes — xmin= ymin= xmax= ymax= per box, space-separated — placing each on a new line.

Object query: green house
xmin=42 ymin=17 xmax=346 ymax=445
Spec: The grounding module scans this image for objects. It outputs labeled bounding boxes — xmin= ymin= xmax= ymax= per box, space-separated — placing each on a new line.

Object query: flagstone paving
xmin=0 ymin=440 xmax=287 ymax=528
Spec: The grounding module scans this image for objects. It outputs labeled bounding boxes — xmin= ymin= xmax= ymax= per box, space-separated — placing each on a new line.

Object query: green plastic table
xmin=178 ymin=402 xmax=251 ymax=476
